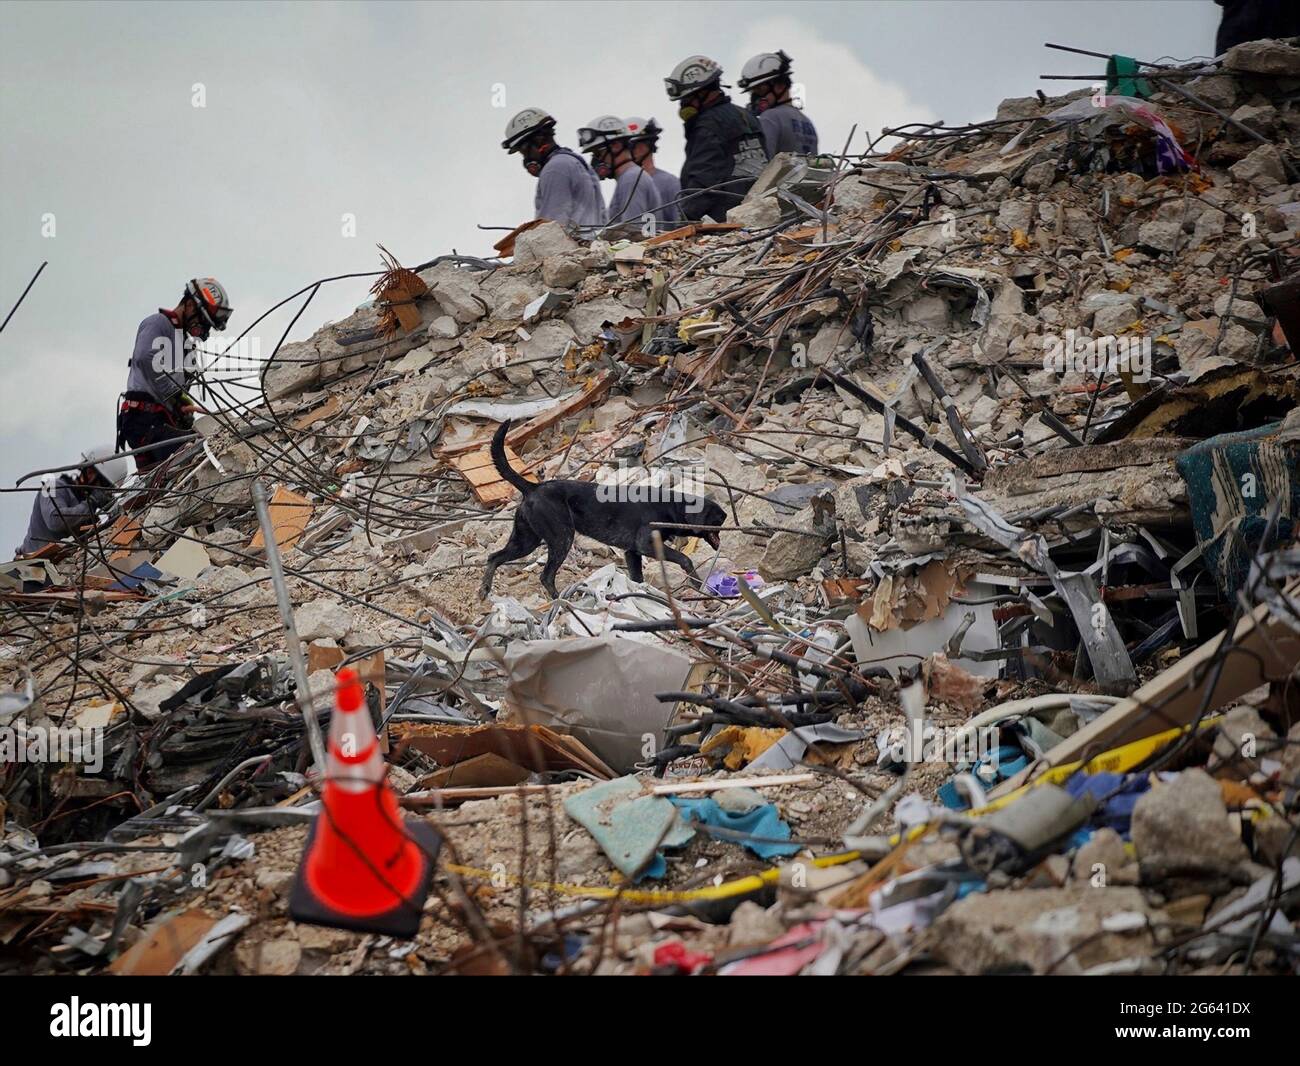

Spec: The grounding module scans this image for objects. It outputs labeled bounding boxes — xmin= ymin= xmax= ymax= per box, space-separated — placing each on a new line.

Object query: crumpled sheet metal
xmin=949 ymin=475 xmax=1136 ymax=691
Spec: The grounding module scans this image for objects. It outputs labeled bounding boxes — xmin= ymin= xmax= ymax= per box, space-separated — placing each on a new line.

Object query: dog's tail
xmin=491 ymin=420 xmax=537 ymax=494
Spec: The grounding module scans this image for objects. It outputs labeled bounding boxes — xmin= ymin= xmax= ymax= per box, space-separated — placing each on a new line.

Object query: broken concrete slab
xmin=1131 ymin=768 xmax=1250 ymax=870
xmin=929 ymin=884 xmax=1157 ymax=975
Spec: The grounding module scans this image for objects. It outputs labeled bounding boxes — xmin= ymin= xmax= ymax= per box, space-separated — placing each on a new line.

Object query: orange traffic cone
xmin=289 ymin=668 xmax=439 ymax=937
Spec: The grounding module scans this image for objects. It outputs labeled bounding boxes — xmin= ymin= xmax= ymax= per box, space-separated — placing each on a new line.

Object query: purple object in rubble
xmin=705 ymin=570 xmax=764 ymax=597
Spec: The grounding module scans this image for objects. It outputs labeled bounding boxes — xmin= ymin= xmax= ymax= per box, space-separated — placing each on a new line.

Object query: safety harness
xmin=116 ymin=308 xmax=188 ymax=451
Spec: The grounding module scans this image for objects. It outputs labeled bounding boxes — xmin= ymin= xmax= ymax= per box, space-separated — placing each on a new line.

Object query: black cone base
xmin=289 ymin=818 xmax=441 ymax=939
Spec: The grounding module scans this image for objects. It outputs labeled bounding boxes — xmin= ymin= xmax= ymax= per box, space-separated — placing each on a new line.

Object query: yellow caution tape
xmin=877 ymin=716 xmax=1225 ymax=845
xmin=446 ymin=719 xmax=1223 ymax=899
xmin=444 ymin=850 xmax=863 ymax=905
xmin=963 ymin=715 xmax=1224 ymax=818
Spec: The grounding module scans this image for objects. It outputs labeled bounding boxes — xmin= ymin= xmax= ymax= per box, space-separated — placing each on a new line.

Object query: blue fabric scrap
xmin=1064 ymin=770 xmax=1151 ymax=837
xmin=669 ymin=797 xmax=800 ymax=859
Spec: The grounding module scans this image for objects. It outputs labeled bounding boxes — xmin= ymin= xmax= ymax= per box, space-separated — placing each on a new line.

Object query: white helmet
xmin=501 ymin=107 xmax=556 ymax=152
xmin=624 ymin=116 xmax=663 ymax=148
xmin=737 ymin=50 xmax=793 ymax=93
xmin=185 ymin=277 xmax=233 ymax=332
xmin=577 ymin=114 xmax=629 ymax=153
xmin=664 ymin=55 xmax=723 ymax=100
xmin=81 ymin=444 xmax=128 ymax=487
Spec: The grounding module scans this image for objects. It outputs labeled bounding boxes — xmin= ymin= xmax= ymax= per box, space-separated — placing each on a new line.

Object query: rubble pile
xmin=4 ymin=38 xmax=1300 ymax=976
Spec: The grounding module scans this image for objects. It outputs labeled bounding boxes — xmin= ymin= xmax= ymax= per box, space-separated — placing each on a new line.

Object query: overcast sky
xmin=0 ymin=0 xmax=1220 ymax=552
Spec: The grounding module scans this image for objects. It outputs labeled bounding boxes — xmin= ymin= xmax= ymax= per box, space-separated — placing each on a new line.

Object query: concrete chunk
xmin=1131 ymin=768 xmax=1249 ymax=869
xmin=514 ymin=221 xmax=579 ymax=266
xmin=293 ymin=597 xmax=354 ymax=642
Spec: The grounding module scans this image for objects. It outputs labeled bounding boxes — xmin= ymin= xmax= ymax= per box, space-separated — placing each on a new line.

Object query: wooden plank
xmin=247 ymin=485 xmax=313 ymax=552
xmin=402 ymin=771 xmax=814 ymax=807
xmin=15 ymin=540 xmax=71 ymax=562
xmin=776 ymin=223 xmax=839 ymax=255
xmin=644 ymin=223 xmax=698 ymax=247
xmin=643 ymin=221 xmax=741 ymax=247
xmin=416 ymin=752 xmax=531 ymax=790
xmin=1 ymin=589 xmax=146 ymax=606
xmin=508 ymin=370 xmax=612 ymax=445
xmin=438 ymin=371 xmax=614 ymax=459
xmin=102 ymin=513 xmax=144 ymax=561
xmin=108 ymin=909 xmax=217 ymax=976
xmin=394 ymin=722 xmax=614 ymax=779
xmin=290 ymin=395 xmax=342 ymax=431
xmin=453 ymin=445 xmax=535 ymax=505
xmin=109 ymin=514 xmax=142 ymax=547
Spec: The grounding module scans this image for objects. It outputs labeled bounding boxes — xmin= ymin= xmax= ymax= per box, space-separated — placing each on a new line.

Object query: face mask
xmin=751 ymin=86 xmax=779 ymax=114
xmin=679 ymin=104 xmax=698 ymax=121
xmin=184 ymin=311 xmax=210 ymax=341
xmin=521 ymin=141 xmax=550 ymax=177
xmin=593 ymin=157 xmax=613 ymax=179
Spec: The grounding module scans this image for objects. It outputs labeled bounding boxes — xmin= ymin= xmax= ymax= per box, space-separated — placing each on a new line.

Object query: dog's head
xmin=687 ymin=498 xmax=727 ymax=549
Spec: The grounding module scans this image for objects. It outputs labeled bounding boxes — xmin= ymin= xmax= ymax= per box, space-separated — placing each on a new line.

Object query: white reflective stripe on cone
xmin=326 ymin=701 xmax=383 ymax=793
xmin=327 ymin=737 xmax=383 ymax=793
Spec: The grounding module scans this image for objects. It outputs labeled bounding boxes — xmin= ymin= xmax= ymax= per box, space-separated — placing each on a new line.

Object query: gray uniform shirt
xmin=606 ymin=164 xmax=661 ymax=231
xmin=650 ymin=168 xmax=683 ymax=227
xmin=18 ymin=475 xmax=106 ymax=556
xmin=535 ymin=148 xmax=606 ymax=235
xmin=125 ymin=311 xmax=191 ymax=406
xmin=759 ymin=103 xmax=819 ymax=157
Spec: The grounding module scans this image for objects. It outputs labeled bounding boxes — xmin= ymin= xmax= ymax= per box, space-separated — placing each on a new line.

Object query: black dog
xmin=478 ymin=420 xmax=728 ymax=600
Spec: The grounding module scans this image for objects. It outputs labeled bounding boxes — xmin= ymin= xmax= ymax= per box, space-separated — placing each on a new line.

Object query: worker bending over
xmin=118 ymin=278 xmax=232 ymax=472
xmin=16 ymin=445 xmax=127 ymax=557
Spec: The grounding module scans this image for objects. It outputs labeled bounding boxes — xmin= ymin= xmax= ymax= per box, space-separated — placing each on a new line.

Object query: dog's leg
xmin=624 ymin=550 xmax=643 ymax=583
xmin=538 ymin=527 xmax=574 ymax=599
xmin=635 ymin=529 xmax=699 ymax=585
xmin=478 ymin=522 xmax=541 ymax=599
xmin=527 ymin=507 xmax=575 ymax=600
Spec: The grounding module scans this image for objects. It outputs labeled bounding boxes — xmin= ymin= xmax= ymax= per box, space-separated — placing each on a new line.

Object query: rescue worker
xmin=1215 ymin=0 xmax=1300 ymax=53
xmin=737 ymin=50 xmax=819 ymax=157
xmin=16 ymin=445 xmax=127 ymax=557
xmin=118 ymin=278 xmax=232 ymax=472
xmin=578 ymin=115 xmax=661 ymax=232
xmin=625 ymin=117 xmax=683 ymax=228
xmin=501 ymin=107 xmax=606 ymax=235
xmin=664 ymin=55 xmax=769 ymax=223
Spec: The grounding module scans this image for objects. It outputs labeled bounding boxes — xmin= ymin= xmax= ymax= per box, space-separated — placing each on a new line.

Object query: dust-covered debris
xmin=4 ymin=37 xmax=1300 ymax=977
